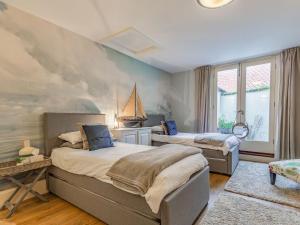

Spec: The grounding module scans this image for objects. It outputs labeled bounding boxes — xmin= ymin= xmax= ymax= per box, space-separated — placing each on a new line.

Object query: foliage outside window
xmin=218 ymin=116 xmax=234 ymax=134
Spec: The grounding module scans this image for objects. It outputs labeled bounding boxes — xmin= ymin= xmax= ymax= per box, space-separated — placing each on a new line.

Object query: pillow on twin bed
xmin=160 ymin=121 xmax=169 ymax=135
xmin=82 ymin=124 xmax=114 ymax=151
xmin=79 ymin=124 xmax=115 ymax=150
xmin=151 ymin=125 xmax=165 ymax=135
xmin=165 ymin=120 xmax=178 ymax=136
xmin=60 ymin=141 xmax=83 ymax=149
xmin=79 ymin=126 xmax=90 ymax=150
xmin=58 ymin=131 xmax=82 ymax=145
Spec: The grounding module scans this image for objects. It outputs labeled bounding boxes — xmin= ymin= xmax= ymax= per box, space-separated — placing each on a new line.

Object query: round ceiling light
xmin=197 ymin=0 xmax=234 ymax=8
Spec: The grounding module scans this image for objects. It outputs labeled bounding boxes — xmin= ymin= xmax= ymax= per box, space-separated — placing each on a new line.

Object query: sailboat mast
xmin=134 ymin=83 xmax=137 ymax=117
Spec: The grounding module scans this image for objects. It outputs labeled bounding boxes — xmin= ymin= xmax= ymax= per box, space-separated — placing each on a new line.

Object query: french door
xmin=212 ymin=57 xmax=276 ymax=153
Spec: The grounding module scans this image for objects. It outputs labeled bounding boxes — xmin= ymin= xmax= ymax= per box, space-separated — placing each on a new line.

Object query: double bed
xmin=44 ymin=113 xmax=210 ymax=225
xmin=144 ymin=115 xmax=240 ymax=175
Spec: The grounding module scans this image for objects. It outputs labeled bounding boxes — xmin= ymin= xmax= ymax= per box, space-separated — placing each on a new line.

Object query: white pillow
xmin=58 ymin=131 xmax=82 ymax=145
xmin=151 ymin=125 xmax=164 ymax=132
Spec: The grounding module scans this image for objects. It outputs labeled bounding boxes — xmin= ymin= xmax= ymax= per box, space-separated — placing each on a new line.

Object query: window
xmin=213 ymin=57 xmax=277 ymax=153
xmin=216 ymin=68 xmax=238 ymax=134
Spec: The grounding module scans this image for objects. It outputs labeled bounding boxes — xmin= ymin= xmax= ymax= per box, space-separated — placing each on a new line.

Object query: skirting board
xmin=240 ymin=154 xmax=274 ymax=163
xmin=0 ymin=179 xmax=48 ymax=205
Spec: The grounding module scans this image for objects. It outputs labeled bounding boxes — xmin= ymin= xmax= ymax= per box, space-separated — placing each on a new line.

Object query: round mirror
xmin=232 ymin=122 xmax=249 ymax=139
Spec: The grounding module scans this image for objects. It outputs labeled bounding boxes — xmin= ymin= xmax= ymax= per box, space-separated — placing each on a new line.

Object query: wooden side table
xmin=0 ymin=158 xmax=51 ymax=218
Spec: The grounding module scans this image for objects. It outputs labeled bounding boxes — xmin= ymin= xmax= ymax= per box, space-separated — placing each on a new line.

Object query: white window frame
xmin=210 ymin=63 xmax=240 ymax=132
xmin=210 ymin=55 xmax=279 ymax=154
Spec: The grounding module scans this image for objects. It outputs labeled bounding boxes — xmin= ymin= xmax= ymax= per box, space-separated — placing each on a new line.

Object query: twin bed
xmin=145 ymin=115 xmax=240 ymax=176
xmin=45 ymin=113 xmax=210 ymax=225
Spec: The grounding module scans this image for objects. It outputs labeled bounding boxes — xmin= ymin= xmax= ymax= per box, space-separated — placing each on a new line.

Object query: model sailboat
xmin=118 ymin=84 xmax=147 ymax=126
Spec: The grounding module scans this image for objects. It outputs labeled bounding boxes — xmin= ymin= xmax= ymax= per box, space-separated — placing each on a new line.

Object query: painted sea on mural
xmin=0 ymin=2 xmax=171 ymax=161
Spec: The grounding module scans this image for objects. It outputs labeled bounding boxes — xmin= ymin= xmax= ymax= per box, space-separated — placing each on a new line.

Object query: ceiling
xmin=3 ymin=0 xmax=300 ymax=73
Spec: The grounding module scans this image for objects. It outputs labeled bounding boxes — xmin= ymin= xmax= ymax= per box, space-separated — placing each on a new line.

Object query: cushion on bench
xmin=269 ymin=160 xmax=300 ymax=184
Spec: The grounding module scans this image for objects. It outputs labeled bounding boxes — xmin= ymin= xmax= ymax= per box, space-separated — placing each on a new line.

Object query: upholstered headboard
xmin=144 ymin=114 xmax=165 ymax=127
xmin=44 ymin=113 xmax=106 ymax=156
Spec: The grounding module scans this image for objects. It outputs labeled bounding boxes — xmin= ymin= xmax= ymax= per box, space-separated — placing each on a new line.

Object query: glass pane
xmin=217 ymin=68 xmax=238 ymax=134
xmin=245 ymin=63 xmax=271 ymax=142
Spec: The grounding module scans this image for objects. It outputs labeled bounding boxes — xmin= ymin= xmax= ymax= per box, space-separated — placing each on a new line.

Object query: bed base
xmin=48 ymin=166 xmax=210 ymax=225
xmin=44 ymin=113 xmax=210 ymax=225
xmin=152 ymin=141 xmax=239 ymax=175
xmin=209 ymin=145 xmax=239 ymax=175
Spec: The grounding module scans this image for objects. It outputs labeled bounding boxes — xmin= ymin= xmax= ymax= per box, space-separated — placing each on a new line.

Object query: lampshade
xmin=197 ymin=0 xmax=234 ymax=8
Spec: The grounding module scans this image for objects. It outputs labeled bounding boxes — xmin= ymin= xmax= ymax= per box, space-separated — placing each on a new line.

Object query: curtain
xmin=195 ymin=65 xmax=211 ymax=133
xmin=278 ymin=47 xmax=300 ymax=159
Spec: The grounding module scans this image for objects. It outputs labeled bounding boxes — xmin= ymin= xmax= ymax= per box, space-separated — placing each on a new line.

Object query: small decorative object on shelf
xmin=16 ymin=154 xmax=44 ymax=166
xmin=0 ymin=156 xmax=51 ymax=218
xmin=117 ymin=83 xmax=148 ymax=128
xmin=16 ymin=140 xmax=42 ymax=166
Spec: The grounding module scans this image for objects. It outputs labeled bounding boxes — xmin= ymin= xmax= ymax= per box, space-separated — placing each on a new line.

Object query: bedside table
xmin=111 ymin=127 xmax=152 ymax=146
xmin=0 ymin=157 xmax=51 ymax=218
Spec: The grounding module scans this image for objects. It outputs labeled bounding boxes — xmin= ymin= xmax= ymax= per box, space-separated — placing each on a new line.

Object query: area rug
xmin=199 ymin=192 xmax=300 ymax=225
xmin=225 ymin=161 xmax=300 ymax=209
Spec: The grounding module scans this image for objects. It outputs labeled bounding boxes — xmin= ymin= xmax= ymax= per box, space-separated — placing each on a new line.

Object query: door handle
xmin=237 ymin=110 xmax=244 ymax=115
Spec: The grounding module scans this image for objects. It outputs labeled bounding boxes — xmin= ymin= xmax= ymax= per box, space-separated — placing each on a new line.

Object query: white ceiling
xmin=3 ymin=0 xmax=300 ymax=73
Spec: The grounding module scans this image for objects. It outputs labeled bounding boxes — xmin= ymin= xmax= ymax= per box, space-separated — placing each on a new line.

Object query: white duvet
xmin=152 ymin=132 xmax=240 ymax=156
xmin=51 ymin=142 xmax=208 ymax=213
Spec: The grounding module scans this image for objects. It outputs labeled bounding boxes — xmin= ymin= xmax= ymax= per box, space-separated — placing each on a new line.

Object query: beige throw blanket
xmin=194 ymin=133 xmax=233 ymax=147
xmin=106 ymin=144 xmax=202 ymax=195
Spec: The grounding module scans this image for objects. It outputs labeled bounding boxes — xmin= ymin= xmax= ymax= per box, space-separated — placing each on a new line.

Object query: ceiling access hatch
xmin=100 ymin=27 xmax=158 ymax=55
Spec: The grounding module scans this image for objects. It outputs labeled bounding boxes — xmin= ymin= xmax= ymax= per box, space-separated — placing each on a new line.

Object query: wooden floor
xmin=0 ymin=173 xmax=229 ymax=225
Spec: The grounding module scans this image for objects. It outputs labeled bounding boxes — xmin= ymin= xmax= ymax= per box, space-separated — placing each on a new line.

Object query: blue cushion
xmin=165 ymin=120 xmax=178 ymax=136
xmin=82 ymin=125 xmax=114 ymax=151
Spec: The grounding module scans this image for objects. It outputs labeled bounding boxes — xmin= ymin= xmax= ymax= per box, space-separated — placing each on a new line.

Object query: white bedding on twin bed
xmin=51 ymin=142 xmax=208 ymax=214
xmin=152 ymin=132 xmax=240 ymax=156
